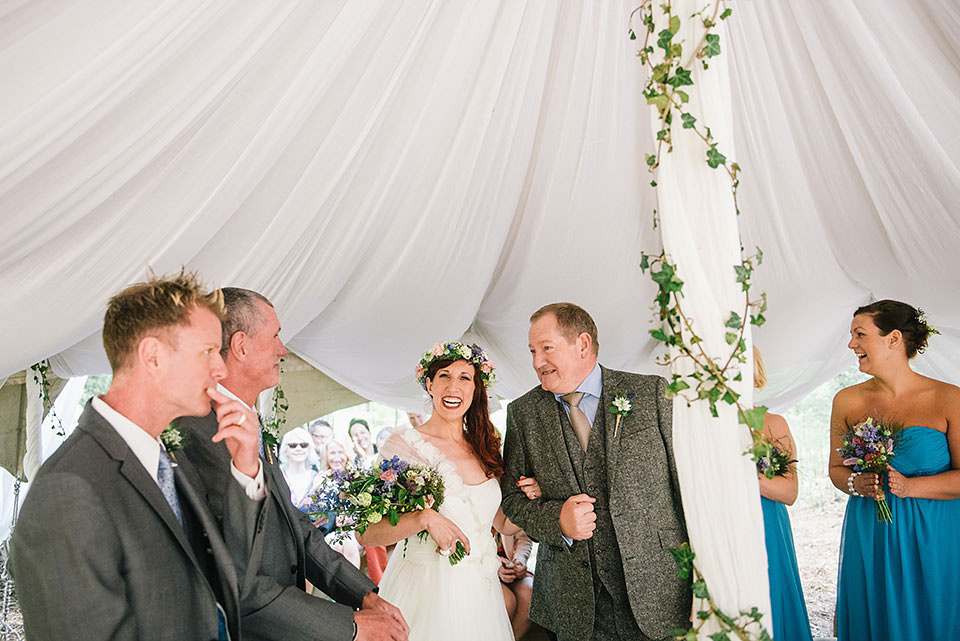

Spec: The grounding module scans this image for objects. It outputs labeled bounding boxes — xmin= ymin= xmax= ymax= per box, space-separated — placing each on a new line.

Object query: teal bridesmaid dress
xmin=761 ymin=496 xmax=813 ymax=641
xmin=837 ymin=427 xmax=960 ymax=640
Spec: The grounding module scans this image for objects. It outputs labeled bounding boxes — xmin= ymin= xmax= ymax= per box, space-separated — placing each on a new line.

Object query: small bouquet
xmin=836 ymin=416 xmax=903 ymax=523
xmin=755 ymin=440 xmax=796 ymax=479
xmin=301 ymin=455 xmax=467 ymax=565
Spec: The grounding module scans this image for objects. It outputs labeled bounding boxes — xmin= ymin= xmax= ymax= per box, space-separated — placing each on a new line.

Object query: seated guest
xmin=498 ymin=530 xmax=539 ymax=641
xmin=349 ymin=418 xmax=377 ymax=465
xmin=309 ymin=418 xmax=334 ymax=463
xmin=279 ymin=426 xmax=319 ymax=506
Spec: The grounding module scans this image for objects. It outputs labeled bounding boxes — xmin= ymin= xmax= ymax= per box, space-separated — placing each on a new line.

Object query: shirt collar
xmin=91 ymin=396 xmax=162 ymax=483
xmin=553 ymin=362 xmax=602 ymax=403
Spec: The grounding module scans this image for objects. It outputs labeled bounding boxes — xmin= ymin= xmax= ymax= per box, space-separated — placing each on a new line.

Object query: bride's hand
xmin=421 ymin=509 xmax=471 ymax=557
xmin=516 ymin=476 xmax=543 ymax=500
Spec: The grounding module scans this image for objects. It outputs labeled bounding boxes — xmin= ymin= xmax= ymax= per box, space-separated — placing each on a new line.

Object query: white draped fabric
xmin=2 ymin=0 xmax=959 ymax=414
xmin=653 ymin=3 xmax=771 ymax=630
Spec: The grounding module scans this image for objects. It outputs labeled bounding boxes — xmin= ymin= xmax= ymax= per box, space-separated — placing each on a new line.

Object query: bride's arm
xmin=356 ymin=508 xmax=472 ymax=554
xmin=493 ymin=506 xmax=521 ymax=537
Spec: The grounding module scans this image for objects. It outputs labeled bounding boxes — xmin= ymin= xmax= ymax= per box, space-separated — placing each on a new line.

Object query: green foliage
xmin=30 ymin=360 xmax=64 ymax=437
xmin=670 ymin=543 xmax=772 ymax=640
xmin=632 ymin=3 xmax=771 ymax=638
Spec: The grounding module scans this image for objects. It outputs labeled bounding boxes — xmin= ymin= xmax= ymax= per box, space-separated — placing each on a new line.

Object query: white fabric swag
xmin=1 ymin=1 xmax=959 ymax=411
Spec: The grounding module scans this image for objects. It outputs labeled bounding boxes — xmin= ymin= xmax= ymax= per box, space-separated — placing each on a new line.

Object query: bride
xmin=356 ymin=342 xmax=518 ymax=641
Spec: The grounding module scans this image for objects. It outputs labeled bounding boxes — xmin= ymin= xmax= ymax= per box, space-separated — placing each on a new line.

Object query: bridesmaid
xmin=754 ymin=348 xmax=813 ymax=641
xmin=830 ymin=300 xmax=960 ymax=640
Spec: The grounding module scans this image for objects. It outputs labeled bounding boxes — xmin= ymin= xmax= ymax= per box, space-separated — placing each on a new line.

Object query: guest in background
xmin=406 ymin=412 xmax=425 ymax=428
xmin=498 ymin=530 xmax=539 ymax=641
xmin=309 ymin=418 xmax=334 ymax=462
xmin=831 ymin=300 xmax=960 ymax=640
xmin=375 ymin=426 xmax=396 ymax=454
xmin=754 ymin=348 xmax=812 ymax=641
xmin=349 ymin=418 xmax=377 ymax=464
xmin=279 ymin=426 xmax=319 ymax=506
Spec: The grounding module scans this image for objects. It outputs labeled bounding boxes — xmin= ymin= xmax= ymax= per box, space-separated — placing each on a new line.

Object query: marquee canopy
xmin=2 ymin=0 xmax=959 ymax=412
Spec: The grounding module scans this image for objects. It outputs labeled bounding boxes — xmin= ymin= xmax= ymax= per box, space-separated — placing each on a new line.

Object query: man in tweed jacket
xmin=500 ymin=303 xmax=691 ymax=641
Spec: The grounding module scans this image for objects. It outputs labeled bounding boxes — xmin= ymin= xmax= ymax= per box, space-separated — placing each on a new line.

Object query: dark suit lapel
xmin=535 ymin=390 xmax=582 ymax=494
xmin=79 ymin=405 xmax=198 ymax=559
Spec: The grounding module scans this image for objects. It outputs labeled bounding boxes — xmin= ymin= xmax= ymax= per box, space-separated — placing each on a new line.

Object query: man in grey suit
xmin=176 ymin=287 xmax=408 ymax=641
xmin=10 ymin=272 xmax=266 ymax=641
xmin=500 ymin=302 xmax=692 ymax=641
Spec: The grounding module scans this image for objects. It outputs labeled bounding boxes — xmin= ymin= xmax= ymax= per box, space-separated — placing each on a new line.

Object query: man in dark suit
xmin=500 ymin=302 xmax=692 ymax=641
xmin=9 ymin=272 xmax=266 ymax=641
xmin=177 ymin=287 xmax=408 ymax=641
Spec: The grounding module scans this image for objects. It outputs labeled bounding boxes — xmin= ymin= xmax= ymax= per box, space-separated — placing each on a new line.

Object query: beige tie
xmin=562 ymin=392 xmax=591 ymax=452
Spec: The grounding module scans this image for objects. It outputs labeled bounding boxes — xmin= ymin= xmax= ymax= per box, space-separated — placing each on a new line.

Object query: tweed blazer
xmin=177 ymin=410 xmax=376 ymax=641
xmin=9 ymin=401 xmax=260 ymax=641
xmin=500 ymin=367 xmax=691 ymax=640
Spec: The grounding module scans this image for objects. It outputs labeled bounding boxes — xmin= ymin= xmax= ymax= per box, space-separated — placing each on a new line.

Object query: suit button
xmin=581 ymin=561 xmax=589 ymax=568
xmin=291 ymin=565 xmax=297 ymax=574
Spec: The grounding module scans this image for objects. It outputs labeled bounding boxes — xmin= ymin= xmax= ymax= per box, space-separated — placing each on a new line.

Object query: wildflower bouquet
xmin=301 ymin=455 xmax=467 ymax=564
xmin=755 ymin=440 xmax=796 ymax=479
xmin=836 ymin=416 xmax=902 ymax=523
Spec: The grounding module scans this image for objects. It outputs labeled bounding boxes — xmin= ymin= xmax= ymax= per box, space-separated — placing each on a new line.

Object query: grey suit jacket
xmin=177 ymin=411 xmax=375 ymax=641
xmin=500 ymin=367 xmax=691 ymax=640
xmin=9 ymin=401 xmax=261 ymax=641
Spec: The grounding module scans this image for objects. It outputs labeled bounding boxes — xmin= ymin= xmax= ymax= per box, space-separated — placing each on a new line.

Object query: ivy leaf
xmin=640 ymin=253 xmax=650 ymax=270
xmin=721 ymin=389 xmax=740 ymax=405
xmin=681 ymin=112 xmax=697 ymax=129
xmin=708 ymin=632 xmax=731 ymax=641
xmin=692 ymin=581 xmax=710 ymax=599
xmin=724 ymin=331 xmax=738 ymax=345
xmin=646 ymin=93 xmax=669 ymax=111
xmin=657 ymin=28 xmax=674 ymax=52
xmin=667 ymin=67 xmax=693 ymax=88
xmin=703 ymin=33 xmax=721 ymax=58
xmin=646 ymin=153 xmax=658 ymax=167
xmin=650 ymin=328 xmax=669 ymax=342
xmin=725 ymin=311 xmax=742 ymax=328
xmin=720 ymin=7 xmax=733 ymax=20
xmin=739 ymin=406 xmax=767 ymax=433
xmin=706 ymin=143 xmax=726 ymax=168
xmin=669 ymin=14 xmax=681 ymax=35
xmin=666 ymin=379 xmax=691 ymax=397
xmin=675 ymin=89 xmax=690 ymax=104
xmin=628 ymin=28 xmax=637 ymax=40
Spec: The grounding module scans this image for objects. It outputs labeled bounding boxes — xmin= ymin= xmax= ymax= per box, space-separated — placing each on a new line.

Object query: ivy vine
xmin=261 ymin=357 xmax=289 ymax=456
xmin=30 ymin=360 xmax=65 ymax=437
xmin=671 ymin=544 xmax=772 ymax=641
xmin=631 ymin=2 xmax=773 ymax=639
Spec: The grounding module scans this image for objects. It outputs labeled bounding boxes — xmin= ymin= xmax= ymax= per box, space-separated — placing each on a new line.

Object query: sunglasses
xmin=287 ymin=442 xmax=311 ymax=449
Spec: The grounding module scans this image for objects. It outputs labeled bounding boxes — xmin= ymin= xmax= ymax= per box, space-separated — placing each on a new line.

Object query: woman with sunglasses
xmin=279 ymin=426 xmax=320 ymax=506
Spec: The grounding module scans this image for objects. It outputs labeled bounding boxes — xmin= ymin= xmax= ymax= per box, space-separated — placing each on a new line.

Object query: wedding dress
xmin=377 ymin=428 xmax=514 ymax=641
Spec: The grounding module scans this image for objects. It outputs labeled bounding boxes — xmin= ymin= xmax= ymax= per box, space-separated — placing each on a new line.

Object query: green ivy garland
xmin=30 ymin=360 xmax=65 ymax=437
xmin=260 ymin=358 xmax=288 ymax=456
xmin=631 ymin=2 xmax=773 ymax=639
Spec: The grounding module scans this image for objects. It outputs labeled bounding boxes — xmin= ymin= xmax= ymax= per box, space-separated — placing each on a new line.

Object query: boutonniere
xmin=261 ymin=423 xmax=279 ymax=463
xmin=160 ymin=423 xmax=184 ymax=455
xmin=610 ymin=394 xmax=633 ymax=438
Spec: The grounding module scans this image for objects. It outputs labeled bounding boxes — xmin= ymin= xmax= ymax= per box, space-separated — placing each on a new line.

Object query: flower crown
xmin=415 ymin=341 xmax=496 ymax=390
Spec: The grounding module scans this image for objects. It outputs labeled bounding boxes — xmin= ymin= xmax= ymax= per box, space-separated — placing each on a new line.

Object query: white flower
xmin=612 ymin=396 xmax=632 ymax=414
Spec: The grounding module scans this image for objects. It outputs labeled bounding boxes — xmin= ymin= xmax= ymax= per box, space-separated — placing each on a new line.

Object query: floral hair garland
xmin=415 ymin=341 xmax=496 ymax=390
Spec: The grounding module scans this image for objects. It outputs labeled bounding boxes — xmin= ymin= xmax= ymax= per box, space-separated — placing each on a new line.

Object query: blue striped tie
xmin=157 ymin=450 xmax=184 ymax=528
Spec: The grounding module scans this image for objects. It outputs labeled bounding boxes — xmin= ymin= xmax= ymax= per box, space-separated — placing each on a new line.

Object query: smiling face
xmin=325 ymin=440 xmax=349 ymax=471
xmin=848 ymin=313 xmax=901 ymax=374
xmin=283 ymin=428 xmax=312 ymax=464
xmin=528 ymin=313 xmax=596 ymax=394
xmin=311 ymin=423 xmax=333 ymax=452
xmin=426 ymin=360 xmax=476 ymax=421
xmin=349 ymin=423 xmax=371 ymax=452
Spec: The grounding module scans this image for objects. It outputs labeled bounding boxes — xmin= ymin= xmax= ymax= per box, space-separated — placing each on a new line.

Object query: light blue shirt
xmin=554 ymin=362 xmax=602 ymax=426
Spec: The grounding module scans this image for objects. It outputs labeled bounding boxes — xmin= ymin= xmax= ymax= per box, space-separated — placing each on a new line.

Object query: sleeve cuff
xmin=230 ymin=460 xmax=267 ymax=500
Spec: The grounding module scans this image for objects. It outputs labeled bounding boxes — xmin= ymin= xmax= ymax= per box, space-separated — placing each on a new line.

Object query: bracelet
xmin=847 ymin=471 xmax=862 ymax=497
